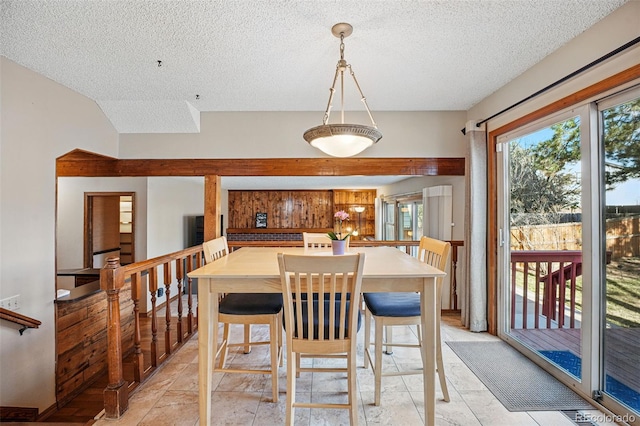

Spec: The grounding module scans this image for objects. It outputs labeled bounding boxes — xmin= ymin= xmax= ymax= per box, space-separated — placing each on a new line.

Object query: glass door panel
xmin=504 ymin=114 xmax=585 ymax=380
xmin=397 ymin=200 xmax=422 ymax=256
xmin=601 ymin=94 xmax=640 ymax=414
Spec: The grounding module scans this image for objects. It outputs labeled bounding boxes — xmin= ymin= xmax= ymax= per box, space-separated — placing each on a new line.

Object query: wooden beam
xmin=204 ymin=176 xmax=221 ymax=241
xmin=57 ymin=157 xmax=465 ymax=177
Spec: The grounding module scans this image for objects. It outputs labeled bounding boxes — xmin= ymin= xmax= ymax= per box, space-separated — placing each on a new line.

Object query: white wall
xmin=146 ymin=177 xmax=204 ymax=257
xmin=145 ymin=177 xmax=204 ymax=311
xmin=467 ymin=1 xmax=640 ymax=129
xmin=119 ymin=111 xmax=467 ymax=159
xmin=0 ymin=57 xmax=118 ymax=413
xmin=57 ymin=177 xmax=149 ymax=270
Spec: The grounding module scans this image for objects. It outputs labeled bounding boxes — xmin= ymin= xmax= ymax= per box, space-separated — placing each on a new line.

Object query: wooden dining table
xmin=188 ymin=246 xmax=446 ymax=425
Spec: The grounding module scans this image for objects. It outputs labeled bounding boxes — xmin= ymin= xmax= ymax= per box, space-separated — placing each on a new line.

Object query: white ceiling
xmin=0 ymin=0 xmax=627 ymax=189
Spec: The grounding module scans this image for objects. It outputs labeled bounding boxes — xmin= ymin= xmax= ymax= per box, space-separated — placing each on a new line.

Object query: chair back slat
xmin=302 ymin=232 xmax=333 ymax=249
xmin=418 ymin=236 xmax=450 ymax=273
xmin=278 ymin=253 xmax=365 ymax=343
xmin=203 ymin=236 xmax=229 ymax=264
xmin=418 ymin=236 xmax=451 ymax=304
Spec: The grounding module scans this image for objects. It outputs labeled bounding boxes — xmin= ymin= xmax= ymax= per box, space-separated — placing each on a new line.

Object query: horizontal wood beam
xmin=57 ymin=156 xmax=465 ymax=177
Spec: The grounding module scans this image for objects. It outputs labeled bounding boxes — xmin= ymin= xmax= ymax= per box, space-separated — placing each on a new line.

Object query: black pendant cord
xmin=461 ymin=35 xmax=640 ymax=135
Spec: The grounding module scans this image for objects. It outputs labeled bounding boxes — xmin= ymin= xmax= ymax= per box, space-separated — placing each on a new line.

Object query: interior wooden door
xmin=85 ymin=194 xmax=120 ymax=268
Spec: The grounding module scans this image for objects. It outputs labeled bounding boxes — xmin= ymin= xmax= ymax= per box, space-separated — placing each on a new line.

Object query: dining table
xmin=188 ymin=245 xmax=446 ymax=425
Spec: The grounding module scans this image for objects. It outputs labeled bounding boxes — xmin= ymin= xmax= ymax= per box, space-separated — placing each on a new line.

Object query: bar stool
xmin=363 ymin=236 xmax=451 ymax=405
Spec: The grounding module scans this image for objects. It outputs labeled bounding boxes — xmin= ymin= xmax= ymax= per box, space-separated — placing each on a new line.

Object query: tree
xmin=509 ymin=142 xmax=580 ymax=227
xmin=531 ymin=98 xmax=640 ymax=189
xmin=509 ymin=142 xmax=581 ymax=250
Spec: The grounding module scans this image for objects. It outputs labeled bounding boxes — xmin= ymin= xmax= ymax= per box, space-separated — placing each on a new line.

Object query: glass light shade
xmin=304 ymin=124 xmax=382 ymax=157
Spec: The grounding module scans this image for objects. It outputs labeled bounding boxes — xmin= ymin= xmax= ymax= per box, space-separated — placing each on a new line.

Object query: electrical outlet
xmin=157 ymin=288 xmax=164 ymax=298
xmin=0 ymin=294 xmax=20 ymax=311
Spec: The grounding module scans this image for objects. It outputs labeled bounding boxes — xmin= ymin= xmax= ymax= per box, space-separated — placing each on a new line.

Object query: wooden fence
xmin=511 ymin=216 xmax=639 ymax=259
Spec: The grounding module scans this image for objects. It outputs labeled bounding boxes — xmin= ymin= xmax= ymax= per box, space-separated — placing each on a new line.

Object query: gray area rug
xmin=446 ymin=341 xmax=594 ymax=411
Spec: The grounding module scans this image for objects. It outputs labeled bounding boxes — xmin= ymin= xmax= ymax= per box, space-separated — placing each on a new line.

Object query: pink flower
xmin=334 ymin=210 xmax=349 ymax=221
xmin=328 ymin=210 xmax=351 ymax=240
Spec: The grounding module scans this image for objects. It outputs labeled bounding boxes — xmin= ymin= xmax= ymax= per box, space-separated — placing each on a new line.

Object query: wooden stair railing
xmin=101 ymin=245 xmax=204 ymax=419
xmin=0 ymin=307 xmax=41 ymax=335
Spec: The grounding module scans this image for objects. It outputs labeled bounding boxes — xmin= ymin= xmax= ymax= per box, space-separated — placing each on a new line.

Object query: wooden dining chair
xmin=362 ymin=236 xmax=451 ymax=406
xmin=302 ymin=232 xmax=333 ymax=248
xmin=203 ymin=236 xmax=283 ymax=402
xmin=278 ymin=252 xmax=365 ymax=426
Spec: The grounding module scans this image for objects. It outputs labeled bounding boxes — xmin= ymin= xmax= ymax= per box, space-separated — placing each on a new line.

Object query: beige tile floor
xmin=94 ymin=315 xmax=616 ymax=425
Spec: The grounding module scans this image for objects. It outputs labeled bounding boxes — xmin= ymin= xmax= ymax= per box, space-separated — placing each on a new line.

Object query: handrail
xmin=0 ymin=307 xmax=41 ymax=335
xmin=510 ymin=250 xmax=582 ymax=329
xmin=101 ymin=244 xmax=204 ymax=419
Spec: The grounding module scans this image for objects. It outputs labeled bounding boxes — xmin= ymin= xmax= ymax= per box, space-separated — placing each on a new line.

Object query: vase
xmin=331 ymin=240 xmax=346 ymax=255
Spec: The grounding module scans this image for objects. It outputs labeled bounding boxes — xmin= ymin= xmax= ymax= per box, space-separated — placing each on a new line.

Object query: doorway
xmin=84 ymin=192 xmax=135 ymax=268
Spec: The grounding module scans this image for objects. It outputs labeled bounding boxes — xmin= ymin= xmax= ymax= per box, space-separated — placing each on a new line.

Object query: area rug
xmin=446 ymin=341 xmax=594 ymax=411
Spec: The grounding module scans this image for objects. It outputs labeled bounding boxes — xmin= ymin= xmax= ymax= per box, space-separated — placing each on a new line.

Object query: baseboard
xmin=0 ymin=406 xmax=38 ymax=422
xmin=442 ymin=309 xmax=461 ymax=316
xmin=36 ymin=402 xmax=59 ymax=421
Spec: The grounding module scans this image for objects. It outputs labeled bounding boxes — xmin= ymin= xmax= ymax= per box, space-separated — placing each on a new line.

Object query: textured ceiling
xmin=1 ymin=0 xmax=627 ymax=135
xmin=0 ymin=1 xmax=627 ymax=189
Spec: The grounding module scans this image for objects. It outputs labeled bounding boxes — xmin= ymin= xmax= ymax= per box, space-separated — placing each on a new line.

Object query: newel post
xmin=101 ymin=257 xmax=129 ymax=418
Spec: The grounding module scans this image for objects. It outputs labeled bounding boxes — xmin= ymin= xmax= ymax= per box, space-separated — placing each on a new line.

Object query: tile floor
xmin=93 ymin=315 xmax=616 ymax=425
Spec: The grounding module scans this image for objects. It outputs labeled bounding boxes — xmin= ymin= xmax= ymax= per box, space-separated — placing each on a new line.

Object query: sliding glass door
xmin=498 ymin=108 xmax=589 ymax=386
xmin=497 ymin=87 xmax=640 ymax=421
xmin=599 ymin=90 xmax=640 ymax=415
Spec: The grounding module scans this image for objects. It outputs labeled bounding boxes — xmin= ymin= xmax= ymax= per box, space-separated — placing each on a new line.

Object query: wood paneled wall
xmin=228 ymin=189 xmax=377 ymax=238
xmin=333 ymin=190 xmax=377 ymax=238
xmin=55 ymin=284 xmax=134 ymax=405
xmin=228 ymin=190 xmax=334 ymax=229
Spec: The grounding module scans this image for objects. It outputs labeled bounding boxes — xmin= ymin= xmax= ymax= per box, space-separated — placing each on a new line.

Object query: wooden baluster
xmin=510 ymin=260 xmax=517 ymax=329
xmin=522 ymin=262 xmax=529 ymax=329
xmin=557 ymin=261 xmax=565 ymax=328
xmin=569 ymin=261 xmax=578 ymax=328
xmin=175 ymin=257 xmax=184 ymax=343
xmin=164 ymin=261 xmax=172 ymax=356
xmin=186 ymin=254 xmax=195 ymax=334
xmin=450 ymin=244 xmax=458 ymax=310
xmin=534 ymin=262 xmax=541 ymax=329
xmin=131 ymin=272 xmax=144 ymax=384
xmin=100 ymin=257 xmax=129 ymax=419
xmin=149 ymin=266 xmax=159 ymax=367
xmin=545 ymin=261 xmax=553 ymax=329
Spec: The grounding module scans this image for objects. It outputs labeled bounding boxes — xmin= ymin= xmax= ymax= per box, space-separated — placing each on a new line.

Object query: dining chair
xmin=278 ymin=252 xmax=365 ymax=426
xmin=362 ymin=236 xmax=451 ymax=406
xmin=302 ymin=232 xmax=333 ymax=248
xmin=202 ymin=236 xmax=283 ymax=402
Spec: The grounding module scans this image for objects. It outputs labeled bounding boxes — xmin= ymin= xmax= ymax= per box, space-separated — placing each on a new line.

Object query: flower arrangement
xmin=328 ymin=210 xmax=350 ymax=240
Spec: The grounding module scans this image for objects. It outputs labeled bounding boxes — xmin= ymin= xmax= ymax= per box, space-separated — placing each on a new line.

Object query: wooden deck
xmin=509 ymin=326 xmax=640 ymax=404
